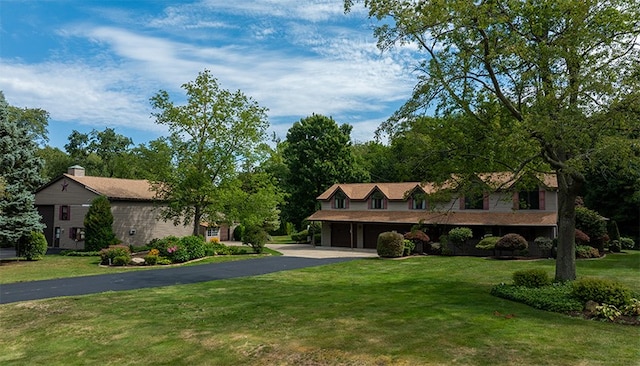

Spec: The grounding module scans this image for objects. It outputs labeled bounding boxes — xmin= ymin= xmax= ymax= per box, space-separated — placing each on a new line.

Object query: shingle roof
xmin=317 ymin=172 xmax=557 ymax=201
xmin=63 ymin=174 xmax=158 ymax=201
xmin=307 ymin=210 xmax=557 ymax=227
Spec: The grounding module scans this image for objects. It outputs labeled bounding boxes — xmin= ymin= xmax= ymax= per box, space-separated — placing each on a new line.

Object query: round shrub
xmin=512 ymin=269 xmax=551 ymax=288
xmin=609 ymin=240 xmax=621 ymax=253
xmin=404 ymin=230 xmax=430 ymax=244
xmin=242 ymin=225 xmax=269 ymax=253
xmin=180 ymin=235 xmax=206 ymax=260
xmin=376 ymin=231 xmax=405 ymax=258
xmin=99 ymin=245 xmax=131 ymax=265
xmin=144 ymin=255 xmax=158 ymax=265
xmin=575 ymin=245 xmax=600 ymax=259
xmin=495 ymin=233 xmax=528 ymax=252
xmin=448 ymin=227 xmax=473 ymax=249
xmin=149 ymin=236 xmax=181 ymax=257
xmin=403 ymin=239 xmax=415 ymax=256
xmin=112 ymin=255 xmax=130 ymax=266
xmin=475 ymin=236 xmax=500 ymax=250
xmin=620 ymin=237 xmax=635 ymax=250
xmin=571 ymin=277 xmax=633 ymax=307
xmin=17 ymin=231 xmax=48 ymax=261
xmin=574 ymin=229 xmax=590 ymax=245
xmin=534 ymin=236 xmax=553 ymax=252
xmin=171 ymin=246 xmax=190 ymax=263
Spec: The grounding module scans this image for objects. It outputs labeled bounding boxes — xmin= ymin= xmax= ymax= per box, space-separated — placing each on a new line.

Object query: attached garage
xmin=331 ymin=223 xmax=354 ymax=247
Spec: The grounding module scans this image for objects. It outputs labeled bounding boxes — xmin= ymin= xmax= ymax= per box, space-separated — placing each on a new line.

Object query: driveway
xmin=0 ymin=244 xmax=378 ymax=304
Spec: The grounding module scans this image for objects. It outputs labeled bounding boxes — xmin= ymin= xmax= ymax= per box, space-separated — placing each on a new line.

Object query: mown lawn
xmin=0 ymin=252 xmax=638 ymax=365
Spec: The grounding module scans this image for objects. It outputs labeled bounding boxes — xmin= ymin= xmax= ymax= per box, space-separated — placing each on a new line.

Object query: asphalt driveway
xmin=0 ymin=244 xmax=377 ymax=304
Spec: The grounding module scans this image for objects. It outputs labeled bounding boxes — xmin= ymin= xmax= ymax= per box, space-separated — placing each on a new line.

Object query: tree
xmin=64 ymin=128 xmax=134 ymax=178
xmin=150 ymin=69 xmax=269 ymax=236
xmin=0 ymin=92 xmax=45 ymax=250
xmin=37 ymin=146 xmax=72 ymax=180
xmin=346 ymin=0 xmax=640 ymax=281
xmin=84 ymin=195 xmax=117 ymax=251
xmin=282 ymin=114 xmax=368 ymax=228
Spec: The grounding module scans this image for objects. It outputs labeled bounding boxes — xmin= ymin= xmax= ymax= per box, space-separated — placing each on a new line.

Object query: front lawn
xmin=0 ymin=252 xmax=638 ymax=365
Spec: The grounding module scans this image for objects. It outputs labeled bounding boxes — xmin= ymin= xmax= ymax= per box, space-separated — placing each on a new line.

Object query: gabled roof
xmin=38 ymin=174 xmax=158 ymax=201
xmin=318 ymin=182 xmax=434 ymax=201
xmin=317 ymin=172 xmax=557 ymax=201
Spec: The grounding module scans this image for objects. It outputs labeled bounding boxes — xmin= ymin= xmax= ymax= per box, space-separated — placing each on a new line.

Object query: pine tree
xmin=0 ymin=92 xmax=45 ymax=251
xmin=83 ymin=195 xmax=117 ymax=251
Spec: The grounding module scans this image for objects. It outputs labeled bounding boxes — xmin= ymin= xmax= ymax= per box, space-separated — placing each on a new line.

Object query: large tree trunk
xmin=192 ymin=205 xmax=202 ymax=237
xmin=554 ymin=171 xmax=583 ymax=282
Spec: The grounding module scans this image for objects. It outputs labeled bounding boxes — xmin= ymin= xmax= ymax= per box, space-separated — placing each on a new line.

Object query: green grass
xmin=268 ymin=235 xmax=297 ymax=244
xmin=0 ymin=252 xmax=638 ymax=365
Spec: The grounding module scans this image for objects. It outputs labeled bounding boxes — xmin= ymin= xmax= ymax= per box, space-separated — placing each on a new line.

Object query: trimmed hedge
xmin=476 ymin=236 xmax=500 ymax=250
xmin=495 ymin=233 xmax=528 ymax=251
xmin=377 ymin=231 xmax=405 ymax=258
xmin=571 ymin=277 xmax=633 ymax=307
xmin=512 ymin=269 xmax=551 ymax=288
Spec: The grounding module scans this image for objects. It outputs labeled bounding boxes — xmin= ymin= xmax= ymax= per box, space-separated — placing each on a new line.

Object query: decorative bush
xmin=491 ymin=282 xmax=583 ymax=313
xmin=534 ymin=236 xmax=553 ymax=254
xmin=180 ymin=235 xmax=206 ymax=260
xmin=99 ymin=245 xmax=131 ymax=265
xmin=376 ymin=231 xmax=405 ymax=258
xmin=575 ymin=245 xmax=600 ymax=259
xmin=571 ymin=277 xmax=633 ymax=307
xmin=233 ymin=225 xmax=244 ymax=241
xmin=620 ymin=237 xmax=635 ymax=250
xmin=575 ymin=206 xmax=607 ymax=250
xmin=495 ymin=233 xmax=528 ymax=252
xmin=404 ymin=230 xmax=430 ymax=244
xmin=574 ymin=229 xmax=590 ymax=245
xmin=291 ymin=230 xmax=309 ymax=243
xmin=17 ymin=231 xmax=48 ymax=261
xmin=512 ymin=269 xmax=551 ymax=288
xmin=475 ymin=236 xmax=500 ymax=250
xmin=148 ymin=236 xmax=181 ymax=257
xmin=207 ymin=242 xmax=230 ymax=255
xmin=112 ymin=255 xmax=130 ymax=266
xmin=170 ymin=246 xmax=190 ymax=263
xmin=242 ymin=225 xmax=269 ymax=253
xmin=448 ymin=227 xmax=473 ymax=251
xmin=144 ymin=254 xmax=158 ymax=265
xmin=609 ymin=240 xmax=621 ymax=253
xmin=84 ymin=195 xmax=117 ymax=251
xmin=209 ymin=237 xmax=220 ymax=244
xmin=403 ymin=239 xmax=415 ymax=256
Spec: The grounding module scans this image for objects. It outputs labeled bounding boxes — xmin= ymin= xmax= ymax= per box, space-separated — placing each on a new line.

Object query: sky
xmin=0 ymin=0 xmax=420 ymax=150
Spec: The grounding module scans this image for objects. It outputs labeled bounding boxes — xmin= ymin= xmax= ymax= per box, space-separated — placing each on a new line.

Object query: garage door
xmin=331 ymin=223 xmax=353 ymax=247
xmin=363 ymin=224 xmax=412 ymax=249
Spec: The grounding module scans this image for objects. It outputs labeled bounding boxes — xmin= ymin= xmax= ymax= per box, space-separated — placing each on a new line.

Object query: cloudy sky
xmin=0 ymin=0 xmax=419 ymax=150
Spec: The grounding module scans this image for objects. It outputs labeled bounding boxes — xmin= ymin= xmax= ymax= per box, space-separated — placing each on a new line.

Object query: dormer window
xmin=333 ymin=191 xmax=347 ymax=209
xmin=464 ymin=192 xmax=484 ymax=210
xmin=411 ymin=193 xmax=426 ymax=210
xmin=370 ymin=191 xmax=385 ymax=209
xmin=519 ymin=189 xmax=540 ymax=210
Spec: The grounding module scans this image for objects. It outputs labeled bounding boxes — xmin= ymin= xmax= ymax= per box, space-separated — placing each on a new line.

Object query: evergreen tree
xmin=0 ymin=92 xmax=45 ymax=251
xmin=84 ymin=195 xmax=117 ymax=251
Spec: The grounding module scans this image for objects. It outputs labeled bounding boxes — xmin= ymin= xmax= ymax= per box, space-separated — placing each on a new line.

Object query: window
xmin=69 ymin=227 xmax=84 ymax=241
xmin=464 ymin=193 xmax=484 ymax=210
xmin=59 ymin=205 xmax=70 ymax=220
xmin=371 ymin=192 xmax=385 ymax=209
xmin=334 ymin=192 xmax=347 ymax=209
xmin=411 ymin=193 xmax=426 ymax=210
xmin=519 ymin=190 xmax=540 ymax=210
xmin=207 ymin=227 xmax=220 ymax=237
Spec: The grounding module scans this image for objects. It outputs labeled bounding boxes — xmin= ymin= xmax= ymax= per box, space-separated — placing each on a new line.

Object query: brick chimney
xmin=67 ymin=165 xmax=85 ymax=177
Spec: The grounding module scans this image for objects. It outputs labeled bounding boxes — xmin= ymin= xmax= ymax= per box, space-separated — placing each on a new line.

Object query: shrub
xmin=242 ymin=225 xmax=269 ymax=254
xmin=448 ymin=227 xmax=472 ymax=251
xmin=475 ymin=236 xmax=500 ymax=251
xmin=571 ymin=277 xmax=633 ymax=307
xmin=576 ymin=245 xmax=600 ymax=259
xmin=291 ymin=230 xmax=309 ymax=243
xmin=208 ymin=242 xmax=230 ymax=255
xmin=180 ymin=235 xmax=206 ymax=260
xmin=99 ymin=245 xmax=131 ymax=265
xmin=228 ymin=246 xmax=248 ymax=255
xmin=595 ymin=303 xmax=622 ymax=321
xmin=313 ymin=233 xmax=321 ymax=245
xmin=233 ymin=225 xmax=244 ymax=241
xmin=376 ymin=231 xmax=405 ymax=258
xmin=491 ymin=282 xmax=583 ymax=313
xmin=144 ymin=254 xmax=158 ymax=265
xmin=112 ymin=255 xmax=130 ymax=266
xmin=429 ymin=242 xmax=442 ymax=255
xmin=404 ymin=230 xmax=430 ymax=244
xmin=403 ymin=239 xmax=415 ymax=256
xmin=574 ymin=229 xmax=590 ymax=245
xmin=148 ymin=236 xmax=181 ymax=257
xmin=61 ymin=250 xmax=101 ymax=257
xmin=620 ymin=237 xmax=635 ymax=250
xmin=575 ymin=206 xmax=607 ymax=250
xmin=495 ymin=233 xmax=528 ymax=252
xmin=84 ymin=195 xmax=117 ymax=251
xmin=209 ymin=237 xmax=220 ymax=244
xmin=609 ymin=240 xmax=621 ymax=253
xmin=622 ymin=298 xmax=640 ymax=316
xmin=534 ymin=236 xmax=553 ymax=256
xmin=17 ymin=231 xmax=48 ymax=261
xmin=512 ymin=269 xmax=551 ymax=288
xmin=157 ymin=258 xmax=172 ymax=265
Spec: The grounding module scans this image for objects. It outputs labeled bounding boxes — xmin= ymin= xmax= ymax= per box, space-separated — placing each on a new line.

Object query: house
xmin=307 ymin=172 xmax=558 ymax=254
xmin=34 ymin=166 xmax=231 ymax=250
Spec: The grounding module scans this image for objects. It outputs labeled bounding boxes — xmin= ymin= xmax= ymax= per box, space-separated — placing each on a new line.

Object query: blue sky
xmin=0 ymin=0 xmax=419 ymax=150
